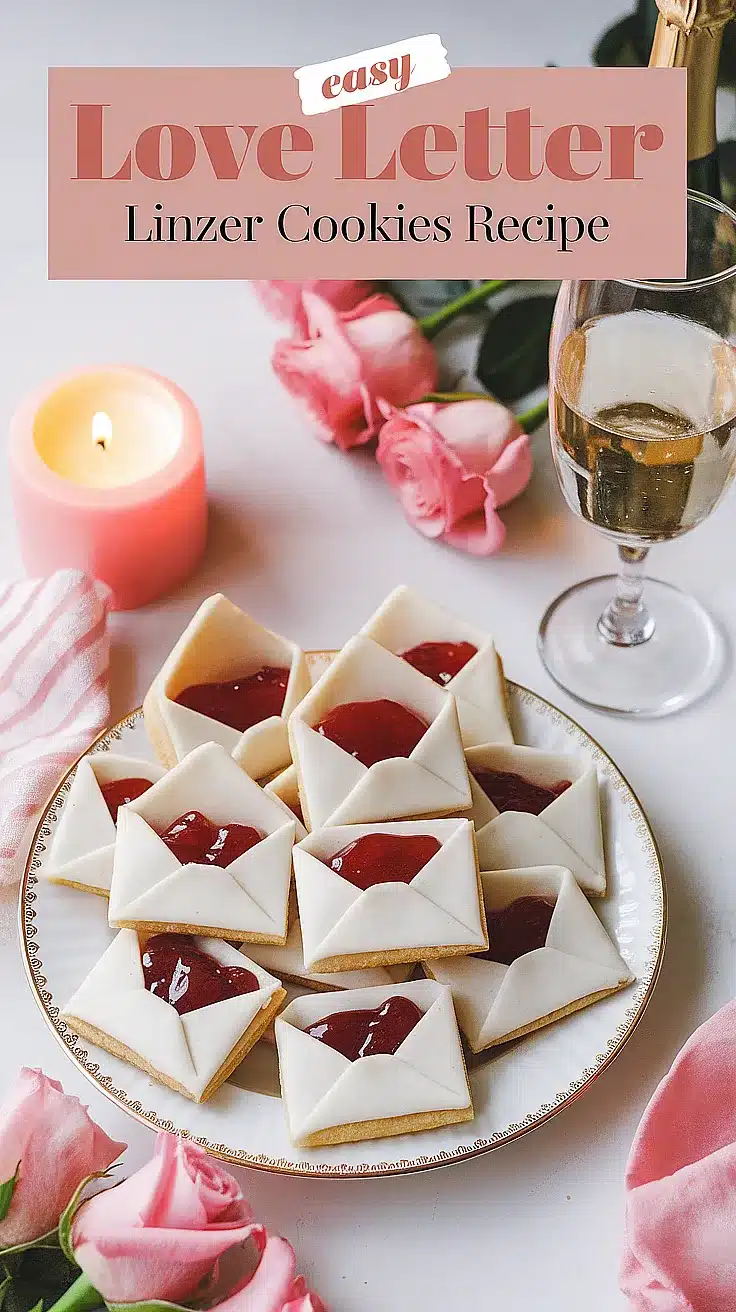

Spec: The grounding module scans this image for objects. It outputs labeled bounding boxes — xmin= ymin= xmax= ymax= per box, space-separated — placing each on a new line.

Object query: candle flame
xmin=92 ymin=411 xmax=113 ymax=452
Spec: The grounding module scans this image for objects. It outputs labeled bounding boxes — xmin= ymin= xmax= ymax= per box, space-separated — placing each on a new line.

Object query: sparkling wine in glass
xmin=539 ymin=191 xmax=736 ymax=716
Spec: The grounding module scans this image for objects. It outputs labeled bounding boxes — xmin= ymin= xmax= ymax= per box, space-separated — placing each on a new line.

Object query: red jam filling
xmin=305 ymin=996 xmax=423 ymax=1060
xmin=174 ymin=666 xmax=290 ymax=733
xmin=100 ymin=777 xmax=153 ymax=822
xmin=315 ymin=699 xmax=429 ymax=768
xmin=472 ymin=768 xmax=572 ymax=815
xmin=142 ymin=933 xmax=260 ymax=1015
xmin=327 ymin=832 xmax=441 ymax=891
xmin=400 ymin=640 xmax=477 ymax=686
xmin=477 ymin=897 xmax=556 ymax=965
xmin=159 ymin=810 xmax=264 ymax=866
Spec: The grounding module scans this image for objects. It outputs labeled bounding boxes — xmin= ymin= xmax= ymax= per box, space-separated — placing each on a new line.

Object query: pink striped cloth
xmin=0 ymin=570 xmax=111 ymax=886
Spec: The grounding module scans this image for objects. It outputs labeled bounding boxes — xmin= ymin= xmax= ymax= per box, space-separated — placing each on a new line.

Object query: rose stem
xmin=417 ymin=281 xmax=509 ymax=338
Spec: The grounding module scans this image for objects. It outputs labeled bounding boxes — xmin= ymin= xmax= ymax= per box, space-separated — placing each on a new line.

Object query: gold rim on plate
xmin=19 ymin=661 xmax=667 ymax=1178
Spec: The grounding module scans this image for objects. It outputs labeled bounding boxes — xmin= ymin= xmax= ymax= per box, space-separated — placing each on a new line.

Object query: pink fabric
xmin=0 ymin=569 xmax=110 ymax=886
xmin=621 ymin=1000 xmax=736 ymax=1311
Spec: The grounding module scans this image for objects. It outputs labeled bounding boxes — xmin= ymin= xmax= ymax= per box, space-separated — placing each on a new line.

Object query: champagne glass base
xmin=538 ymin=575 xmax=724 ymax=717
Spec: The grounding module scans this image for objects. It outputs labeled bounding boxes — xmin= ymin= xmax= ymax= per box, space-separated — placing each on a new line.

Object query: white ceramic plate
xmin=20 ymin=654 xmax=665 ymax=1178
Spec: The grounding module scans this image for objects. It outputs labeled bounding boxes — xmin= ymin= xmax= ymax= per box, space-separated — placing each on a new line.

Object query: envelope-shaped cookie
xmin=260 ymin=980 xmax=315 ymax=1048
xmin=426 ymin=867 xmax=632 ymax=1052
xmin=108 ymin=742 xmax=297 ymax=944
xmin=265 ymin=765 xmax=307 ymax=832
xmin=288 ymin=634 xmax=471 ymax=831
xmin=294 ymin=820 xmax=487 ymax=972
xmin=259 ymin=766 xmax=308 ymax=842
xmin=246 ymin=888 xmax=413 ymax=990
xmin=45 ymin=754 xmax=166 ymax=895
xmin=360 ymin=584 xmax=513 ymax=747
xmin=466 ymin=744 xmax=606 ymax=896
xmin=143 ymin=593 xmax=311 ymax=780
xmin=62 ymin=930 xmax=287 ymax=1102
xmin=275 ymin=979 xmax=473 ymax=1147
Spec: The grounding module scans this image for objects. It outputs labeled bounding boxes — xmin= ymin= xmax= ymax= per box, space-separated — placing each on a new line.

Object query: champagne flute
xmin=538 ymin=191 xmax=736 ymax=716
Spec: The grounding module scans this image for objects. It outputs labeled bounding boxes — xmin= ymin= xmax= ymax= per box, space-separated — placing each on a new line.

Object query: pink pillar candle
xmin=9 ymin=366 xmax=207 ymax=611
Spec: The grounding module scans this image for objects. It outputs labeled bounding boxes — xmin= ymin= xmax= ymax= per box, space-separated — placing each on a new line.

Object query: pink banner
xmin=48 ymin=66 xmax=686 ymax=280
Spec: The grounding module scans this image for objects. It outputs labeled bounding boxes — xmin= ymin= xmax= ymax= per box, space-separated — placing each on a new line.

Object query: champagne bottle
xmin=649 ymin=0 xmax=735 ymax=199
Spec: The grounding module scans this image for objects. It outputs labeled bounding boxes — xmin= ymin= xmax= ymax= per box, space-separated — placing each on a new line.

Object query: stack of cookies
xmin=48 ymin=586 xmax=633 ymax=1150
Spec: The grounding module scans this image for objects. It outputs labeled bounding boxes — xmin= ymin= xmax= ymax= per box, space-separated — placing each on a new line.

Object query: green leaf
xmin=592 ymin=1 xmax=653 ymax=69
xmin=593 ymin=15 xmax=644 ymax=66
xmin=475 ymin=295 xmax=557 ymax=402
xmin=0 ymin=1167 xmax=20 ymax=1225
xmin=2 ymin=1249 xmax=84 ymax=1312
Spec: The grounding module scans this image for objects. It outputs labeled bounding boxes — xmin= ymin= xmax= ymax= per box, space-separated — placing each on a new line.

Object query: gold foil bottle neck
xmin=650 ymin=0 xmax=735 ymax=160
xmin=654 ymin=0 xmax=735 ymax=33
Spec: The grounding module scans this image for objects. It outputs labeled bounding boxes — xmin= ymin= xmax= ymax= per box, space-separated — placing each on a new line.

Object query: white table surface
xmin=2 ymin=2 xmax=735 ymax=1308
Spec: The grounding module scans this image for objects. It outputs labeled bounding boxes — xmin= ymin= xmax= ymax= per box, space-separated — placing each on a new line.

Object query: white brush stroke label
xmin=294 ymin=35 xmax=450 ymax=116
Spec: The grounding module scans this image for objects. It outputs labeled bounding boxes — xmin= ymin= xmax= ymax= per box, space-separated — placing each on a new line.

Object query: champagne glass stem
xmin=597 ymin=545 xmax=656 ymax=647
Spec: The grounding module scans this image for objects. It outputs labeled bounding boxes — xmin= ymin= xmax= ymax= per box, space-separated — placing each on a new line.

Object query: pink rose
xmin=272 ymin=292 xmax=438 ymax=451
xmin=213 ymin=1232 xmax=327 ymax=1312
xmin=71 ymin=1133 xmax=259 ymax=1304
xmin=0 ymin=1068 xmax=124 ymax=1248
xmin=376 ymin=398 xmax=533 ymax=555
xmin=252 ymin=280 xmax=373 ymax=335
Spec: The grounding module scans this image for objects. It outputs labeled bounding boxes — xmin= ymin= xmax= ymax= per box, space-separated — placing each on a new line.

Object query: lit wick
xmin=92 ymin=411 xmax=113 ymax=452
